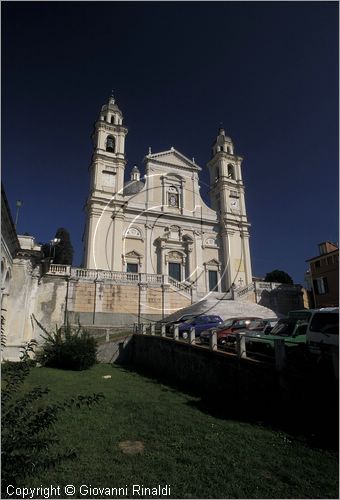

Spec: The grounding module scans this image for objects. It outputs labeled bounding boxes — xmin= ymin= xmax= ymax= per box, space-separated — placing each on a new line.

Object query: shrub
xmin=1 ymin=338 xmax=104 ymax=496
xmin=35 ymin=320 xmax=97 ymax=371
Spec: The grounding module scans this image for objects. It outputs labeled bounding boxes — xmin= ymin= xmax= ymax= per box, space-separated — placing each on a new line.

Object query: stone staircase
xmin=163 ymin=292 xmax=279 ymax=323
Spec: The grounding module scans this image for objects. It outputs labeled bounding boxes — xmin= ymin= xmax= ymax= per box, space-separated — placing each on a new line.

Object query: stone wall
xmin=3 ymin=267 xmax=191 ymax=360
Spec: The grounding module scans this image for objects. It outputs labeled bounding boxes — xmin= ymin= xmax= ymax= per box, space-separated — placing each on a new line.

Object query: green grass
xmin=15 ymin=364 xmax=338 ymax=498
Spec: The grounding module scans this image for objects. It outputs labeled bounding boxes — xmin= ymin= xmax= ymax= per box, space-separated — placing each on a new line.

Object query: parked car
xmin=200 ymin=317 xmax=262 ymax=346
xmin=176 ymin=315 xmax=223 ymax=339
xmin=305 ymin=307 xmax=339 ymax=356
xmin=156 ymin=314 xmax=196 ymax=334
xmin=236 ymin=318 xmax=278 ymax=338
xmin=165 ymin=314 xmax=197 ymax=334
xmin=245 ymin=317 xmax=309 ymax=356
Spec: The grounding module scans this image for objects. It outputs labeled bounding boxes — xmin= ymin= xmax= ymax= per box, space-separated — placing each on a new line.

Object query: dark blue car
xmin=176 ymin=315 xmax=223 ymax=338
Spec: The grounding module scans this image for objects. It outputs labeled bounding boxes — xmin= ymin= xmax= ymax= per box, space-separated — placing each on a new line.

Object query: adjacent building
xmin=1 ymin=184 xmax=20 ymax=339
xmin=306 ymin=241 xmax=339 ymax=308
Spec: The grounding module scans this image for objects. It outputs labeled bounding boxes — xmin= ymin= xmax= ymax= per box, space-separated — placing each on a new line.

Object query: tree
xmin=264 ymin=269 xmax=293 ymax=284
xmin=53 ymin=228 xmax=74 ymax=265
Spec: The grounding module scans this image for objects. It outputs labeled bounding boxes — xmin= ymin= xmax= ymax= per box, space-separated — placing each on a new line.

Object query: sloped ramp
xmin=163 ymin=295 xmax=278 ymax=323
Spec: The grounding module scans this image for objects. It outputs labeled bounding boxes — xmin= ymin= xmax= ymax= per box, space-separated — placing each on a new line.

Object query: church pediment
xmin=146 ymin=148 xmax=201 ymax=172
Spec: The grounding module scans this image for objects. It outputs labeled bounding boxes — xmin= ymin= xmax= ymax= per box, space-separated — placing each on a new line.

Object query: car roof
xmin=224 ymin=316 xmax=263 ymax=321
xmin=313 ymin=307 xmax=339 ymax=313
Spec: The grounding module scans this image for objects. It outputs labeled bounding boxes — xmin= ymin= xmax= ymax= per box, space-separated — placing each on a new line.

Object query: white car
xmin=306 ymin=308 xmax=339 ymax=356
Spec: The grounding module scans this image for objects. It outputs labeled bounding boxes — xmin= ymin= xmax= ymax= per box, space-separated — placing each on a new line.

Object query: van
xmin=305 ymin=308 xmax=339 ymax=356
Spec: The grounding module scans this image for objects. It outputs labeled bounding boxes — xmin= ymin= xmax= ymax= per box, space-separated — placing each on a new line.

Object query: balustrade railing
xmin=45 ymin=265 xmax=174 ymax=288
xmin=47 ymin=264 xmax=71 ymax=275
xmin=235 ymin=282 xmax=255 ymax=299
xmin=168 ymin=277 xmax=191 ymax=295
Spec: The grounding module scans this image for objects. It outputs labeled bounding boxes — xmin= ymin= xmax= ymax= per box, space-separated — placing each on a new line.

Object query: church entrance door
xmin=169 ymin=262 xmax=181 ymax=282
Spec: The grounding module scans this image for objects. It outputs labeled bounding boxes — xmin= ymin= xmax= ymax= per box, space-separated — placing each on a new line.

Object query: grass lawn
xmin=14 ymin=364 xmax=338 ymax=499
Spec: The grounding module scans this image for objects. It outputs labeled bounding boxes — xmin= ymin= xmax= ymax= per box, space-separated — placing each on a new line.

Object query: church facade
xmin=83 ymin=96 xmax=253 ymax=297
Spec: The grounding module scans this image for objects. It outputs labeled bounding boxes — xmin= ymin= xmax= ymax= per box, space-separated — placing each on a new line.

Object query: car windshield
xmin=184 ymin=316 xmax=205 ymax=324
xmin=208 ymin=316 xmax=221 ymax=323
xmin=220 ymin=319 xmax=235 ymax=328
xmin=310 ymin=313 xmax=339 ymax=335
xmin=248 ymin=319 xmax=266 ymax=330
xmin=270 ymin=320 xmax=296 ymax=337
xmin=179 ymin=316 xmax=194 ymax=322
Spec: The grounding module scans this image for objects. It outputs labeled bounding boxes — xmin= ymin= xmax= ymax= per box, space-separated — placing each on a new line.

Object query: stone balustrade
xmin=47 ymin=264 xmax=71 ymax=275
xmin=45 ymin=265 xmax=167 ymax=286
xmin=235 ymin=282 xmax=255 ymax=299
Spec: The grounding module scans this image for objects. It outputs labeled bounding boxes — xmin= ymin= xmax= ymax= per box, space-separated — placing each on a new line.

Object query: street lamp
xmin=49 ymin=238 xmax=61 ymax=263
xmin=14 ymin=200 xmax=22 ymax=229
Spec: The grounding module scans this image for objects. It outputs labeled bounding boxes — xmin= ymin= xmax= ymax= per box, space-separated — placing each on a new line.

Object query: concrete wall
xmin=118 ymin=335 xmax=339 ymax=439
xmin=257 ymin=284 xmax=304 ymax=316
xmin=124 ymin=335 xmax=279 ymax=410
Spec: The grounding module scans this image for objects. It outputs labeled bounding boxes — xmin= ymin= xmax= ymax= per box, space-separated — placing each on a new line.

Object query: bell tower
xmin=90 ymin=94 xmax=128 ymax=197
xmin=207 ymin=128 xmax=252 ymax=290
xmin=84 ymin=95 xmax=128 ymax=270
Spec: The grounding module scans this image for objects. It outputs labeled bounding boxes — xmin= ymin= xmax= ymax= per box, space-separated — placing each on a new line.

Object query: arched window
xmin=111 ymin=116 xmax=115 ymax=124
xmin=220 ymin=146 xmax=224 ymax=152
xmin=228 ymin=164 xmax=235 ymax=179
xmin=215 ymin=167 xmax=220 ymax=180
xmin=106 ymin=136 xmax=115 ymax=153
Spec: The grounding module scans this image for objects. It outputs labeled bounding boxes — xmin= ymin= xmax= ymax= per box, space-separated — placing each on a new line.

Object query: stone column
xmin=193 ymin=230 xmax=204 ymax=292
xmin=221 ymin=228 xmax=233 ymax=292
xmin=241 ymin=231 xmax=252 ymax=286
xmin=111 ymin=211 xmax=124 ymax=271
xmin=144 ymin=223 xmax=152 ymax=274
xmin=138 ymin=283 xmax=148 ymax=322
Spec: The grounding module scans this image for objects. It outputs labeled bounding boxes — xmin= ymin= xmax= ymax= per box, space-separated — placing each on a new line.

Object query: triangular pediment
xmin=205 ymin=258 xmax=220 ymax=266
xmin=125 ymin=250 xmax=142 ymax=258
xmin=146 ymin=148 xmax=201 ymax=172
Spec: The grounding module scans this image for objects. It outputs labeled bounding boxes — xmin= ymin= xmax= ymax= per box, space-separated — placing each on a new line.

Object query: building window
xmin=106 ymin=136 xmax=115 ymax=152
xmin=208 ymin=270 xmax=218 ymax=291
xmin=319 ymin=243 xmax=327 ymax=255
xmin=315 ymin=260 xmax=320 ymax=268
xmin=169 ymin=262 xmax=181 ymax=282
xmin=228 ymin=164 xmax=235 ymax=179
xmin=313 ymin=277 xmax=329 ymax=295
xmin=126 ymin=263 xmax=138 ymax=274
xmin=220 ymin=146 xmax=224 ymax=152
xmin=215 ymin=167 xmax=220 ymax=180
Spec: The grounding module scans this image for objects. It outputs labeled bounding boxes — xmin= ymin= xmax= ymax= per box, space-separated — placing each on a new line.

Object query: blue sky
xmin=2 ymin=1 xmax=339 ymax=284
